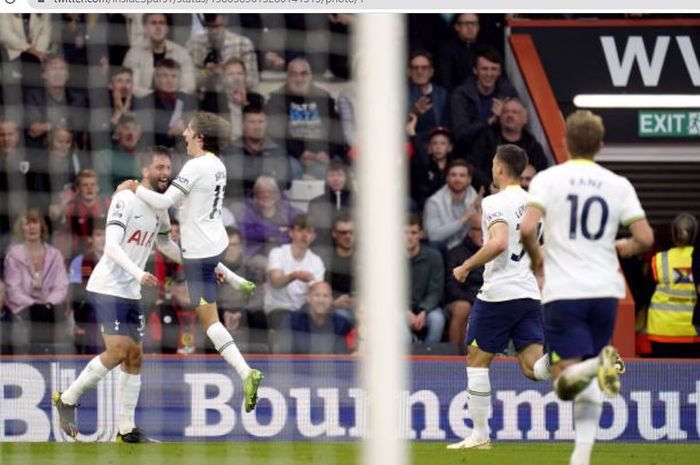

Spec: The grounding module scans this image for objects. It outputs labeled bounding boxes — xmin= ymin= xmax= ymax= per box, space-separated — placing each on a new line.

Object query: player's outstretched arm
xmin=135 ymin=184 xmax=183 ymax=210
xmin=453 ymin=222 xmax=508 ymax=282
xmin=155 ymin=233 xmax=183 ymax=264
xmin=521 ymin=205 xmax=544 ymax=272
xmin=615 ymin=218 xmax=654 ymax=257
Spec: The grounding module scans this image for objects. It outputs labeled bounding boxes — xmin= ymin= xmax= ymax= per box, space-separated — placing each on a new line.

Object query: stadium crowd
xmin=0 ymin=13 xmax=697 ymax=357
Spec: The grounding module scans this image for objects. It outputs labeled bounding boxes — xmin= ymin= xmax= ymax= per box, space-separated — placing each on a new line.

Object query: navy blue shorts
xmin=543 ymin=298 xmax=618 ymax=362
xmin=89 ymin=292 xmax=144 ymax=342
xmin=465 ymin=298 xmax=544 ymax=354
xmin=183 ymin=252 xmax=224 ymax=307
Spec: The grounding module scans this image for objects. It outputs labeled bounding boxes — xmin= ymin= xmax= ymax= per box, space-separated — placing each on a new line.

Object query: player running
xmin=53 ymin=147 xmax=183 ymax=442
xmin=447 ymin=145 xmax=551 ymax=451
xmin=520 ymin=110 xmax=653 ymax=465
xmin=120 ymin=112 xmax=263 ymax=414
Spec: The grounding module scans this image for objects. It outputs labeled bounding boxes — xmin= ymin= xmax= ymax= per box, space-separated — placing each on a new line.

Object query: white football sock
xmin=215 ymin=263 xmax=247 ymax=289
xmin=467 ymin=367 xmax=491 ymax=442
xmin=533 ymin=354 xmax=552 ymax=381
xmin=570 ymin=381 xmax=602 ymax=465
xmin=61 ymin=356 xmax=111 ymax=405
xmin=117 ymin=370 xmax=141 ymax=435
xmin=207 ymin=322 xmax=251 ymax=379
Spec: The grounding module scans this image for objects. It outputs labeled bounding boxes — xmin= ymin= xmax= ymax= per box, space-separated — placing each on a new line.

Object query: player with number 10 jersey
xmin=526 ymin=159 xmax=645 ymax=304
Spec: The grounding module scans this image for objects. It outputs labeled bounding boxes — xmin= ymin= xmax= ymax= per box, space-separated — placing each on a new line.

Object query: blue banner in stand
xmin=1 ymin=357 xmax=699 ymax=442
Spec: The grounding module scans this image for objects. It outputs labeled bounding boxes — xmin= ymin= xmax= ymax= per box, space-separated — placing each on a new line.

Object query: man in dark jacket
xmin=267 ymin=56 xmax=347 ymax=180
xmin=469 ymin=97 xmax=550 ymax=191
xmin=450 ymin=47 xmax=517 ymax=155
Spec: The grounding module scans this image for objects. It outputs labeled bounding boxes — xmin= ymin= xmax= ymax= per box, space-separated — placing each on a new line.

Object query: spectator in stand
xmin=307 ymin=160 xmax=354 ymax=253
xmin=0 ymin=116 xmax=38 ymax=256
xmin=55 ymin=169 xmax=110 ymax=262
xmin=200 ymin=58 xmax=264 ymax=143
xmin=267 ymin=56 xmax=347 ymax=180
xmin=34 ymin=127 xmax=90 ymax=232
xmin=290 ymin=281 xmax=353 ymax=354
xmin=0 ymin=14 xmax=52 ymax=89
xmin=336 ymin=79 xmax=357 ymax=149
xmin=694 ymin=226 xmax=700 ymax=335
xmin=407 ymin=50 xmax=450 ymax=141
xmin=469 ymin=97 xmax=549 ymax=191
xmin=67 ymin=222 xmax=105 ymax=354
xmin=187 ymin=14 xmax=259 ymax=93
xmin=217 ymin=227 xmax=266 ymax=350
xmin=406 ymin=213 xmax=445 ymax=343
xmin=3 ymin=209 xmax=69 ymax=354
xmin=444 ymin=212 xmax=484 ymax=354
xmin=89 ymin=66 xmax=136 ymax=151
xmin=450 ymin=47 xmax=517 ymax=154
xmin=410 ymin=126 xmax=454 ymax=211
xmin=52 ymin=14 xmax=106 ymax=90
xmin=134 ymin=58 xmax=197 ymax=151
xmin=646 ymin=213 xmax=700 ymax=357
xmin=437 ymin=13 xmax=484 ymax=92
xmin=264 ymin=213 xmax=325 ymax=353
xmin=92 ymin=115 xmax=143 ymax=193
xmin=320 ymin=210 xmax=356 ymax=325
xmin=23 ymin=54 xmax=89 ymax=150
xmin=230 ymin=175 xmax=299 ymax=263
xmin=423 ymin=159 xmax=481 ymax=252
xmin=123 ymin=13 xmax=196 ymax=98
xmin=520 ymin=163 xmax=536 ymax=191
xmin=222 ymin=105 xmax=290 ymax=201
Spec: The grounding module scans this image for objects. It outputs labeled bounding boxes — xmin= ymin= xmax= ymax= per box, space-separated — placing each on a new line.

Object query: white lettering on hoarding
xmin=184 ymin=373 xmax=235 ymax=437
xmin=0 ymin=363 xmax=50 ymax=441
xmin=632 ymin=391 xmax=687 ymax=440
xmin=241 ymin=387 xmax=287 ymax=437
xmin=290 ymin=388 xmax=346 ymax=438
xmin=601 ymin=35 xmax=700 ymax=88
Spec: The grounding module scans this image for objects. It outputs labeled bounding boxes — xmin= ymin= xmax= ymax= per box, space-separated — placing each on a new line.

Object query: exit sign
xmin=638 ymin=111 xmax=700 ymax=137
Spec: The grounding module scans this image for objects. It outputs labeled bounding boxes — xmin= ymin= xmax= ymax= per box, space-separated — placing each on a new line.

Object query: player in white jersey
xmin=120 ymin=112 xmax=263 ymax=412
xmin=447 ymin=145 xmax=551 ymax=451
xmin=53 ymin=147 xmax=182 ymax=442
xmin=520 ymin=110 xmax=653 ymax=465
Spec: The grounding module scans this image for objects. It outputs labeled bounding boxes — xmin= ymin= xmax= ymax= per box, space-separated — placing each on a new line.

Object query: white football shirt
xmin=479 ymin=185 xmax=541 ymax=302
xmin=528 ymin=159 xmax=646 ymax=303
xmin=170 ymin=153 xmax=228 ymax=259
xmin=87 ymin=190 xmax=170 ymax=299
xmin=263 ymin=244 xmax=326 ymax=313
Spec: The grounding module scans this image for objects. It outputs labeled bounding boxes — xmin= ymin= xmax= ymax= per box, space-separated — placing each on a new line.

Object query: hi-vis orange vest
xmin=647 ymin=246 xmax=698 ymax=342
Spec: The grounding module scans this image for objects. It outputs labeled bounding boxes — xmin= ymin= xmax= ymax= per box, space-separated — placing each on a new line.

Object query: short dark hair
xmin=495 ymin=144 xmax=528 ymax=178
xmin=243 ymin=104 xmax=266 ymax=116
xmin=475 ymin=47 xmax=503 ymax=67
xmin=226 ymin=226 xmax=242 ymax=239
xmin=446 ymin=158 xmax=474 ymax=177
xmin=188 ymin=111 xmax=231 ymax=153
xmin=143 ymin=13 xmax=170 ymax=25
xmin=155 ymin=58 xmax=181 ymax=72
xmin=292 ymin=213 xmax=315 ymax=230
xmin=409 ymin=50 xmax=434 ymax=67
xmin=109 ymin=66 xmax=133 ymax=81
xmin=203 ymin=13 xmax=226 ymax=25
xmin=407 ymin=212 xmax=422 ymax=229
xmin=140 ymin=145 xmax=171 ymax=167
xmin=332 ymin=209 xmax=353 ymax=228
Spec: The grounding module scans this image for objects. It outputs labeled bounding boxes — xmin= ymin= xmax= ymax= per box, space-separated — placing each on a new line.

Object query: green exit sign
xmin=638 ymin=111 xmax=700 ymax=137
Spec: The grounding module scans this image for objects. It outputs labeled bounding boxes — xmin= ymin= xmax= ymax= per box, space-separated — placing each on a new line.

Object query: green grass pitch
xmin=2 ymin=442 xmax=699 ymax=465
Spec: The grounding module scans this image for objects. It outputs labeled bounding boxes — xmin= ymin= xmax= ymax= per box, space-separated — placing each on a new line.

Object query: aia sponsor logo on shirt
xmin=127 ymin=230 xmax=155 ymax=248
